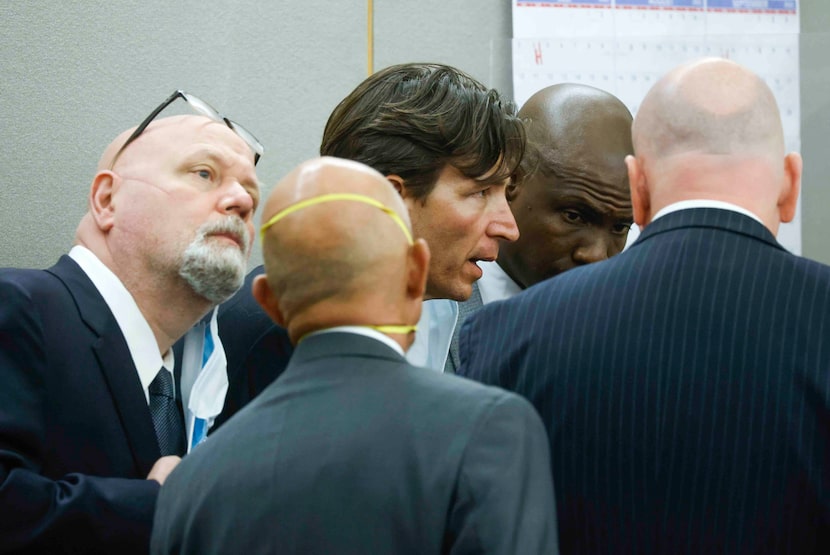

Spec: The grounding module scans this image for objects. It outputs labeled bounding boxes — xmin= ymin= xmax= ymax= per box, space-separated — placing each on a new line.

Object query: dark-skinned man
xmin=446 ymin=83 xmax=634 ymax=372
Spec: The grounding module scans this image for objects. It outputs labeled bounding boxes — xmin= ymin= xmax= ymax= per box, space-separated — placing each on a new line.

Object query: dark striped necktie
xmin=148 ymin=368 xmax=185 ymax=456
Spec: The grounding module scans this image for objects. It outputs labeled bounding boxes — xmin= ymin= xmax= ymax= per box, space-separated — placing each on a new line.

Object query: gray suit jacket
xmin=444 ymin=282 xmax=483 ymax=373
xmin=152 ymin=332 xmax=558 ymax=555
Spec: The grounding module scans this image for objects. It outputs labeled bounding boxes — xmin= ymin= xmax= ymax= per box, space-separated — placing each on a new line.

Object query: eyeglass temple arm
xmin=111 ymin=90 xmax=185 ymax=163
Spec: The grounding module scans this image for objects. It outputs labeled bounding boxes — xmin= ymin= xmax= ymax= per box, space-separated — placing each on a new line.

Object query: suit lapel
xmin=49 ymin=256 xmax=161 ymax=475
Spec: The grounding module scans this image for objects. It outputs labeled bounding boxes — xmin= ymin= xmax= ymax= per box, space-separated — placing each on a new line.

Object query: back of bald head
xmin=260 ymin=157 xmax=414 ymax=319
xmin=633 ymin=58 xmax=785 ymax=163
xmin=518 ymin=83 xmax=632 ymax=176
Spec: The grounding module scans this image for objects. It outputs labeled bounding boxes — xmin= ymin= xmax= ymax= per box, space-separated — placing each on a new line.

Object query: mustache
xmin=196 ymin=217 xmax=251 ymax=255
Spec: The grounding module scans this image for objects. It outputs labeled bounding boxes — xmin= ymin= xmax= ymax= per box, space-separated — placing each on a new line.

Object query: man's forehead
xmin=543 ymin=176 xmax=632 ymax=213
xmin=150 ymin=115 xmax=245 ymax=147
xmin=145 ymin=117 xmax=254 ymax=163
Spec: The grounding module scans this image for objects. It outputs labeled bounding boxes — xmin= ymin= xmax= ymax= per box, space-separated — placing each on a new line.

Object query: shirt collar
xmin=651 ymin=200 xmax=764 ymax=225
xmin=306 ymin=325 xmax=406 ymax=357
xmin=68 ymin=245 xmax=173 ymax=403
xmin=477 ymin=260 xmax=522 ymax=304
xmin=405 ymin=299 xmax=458 ymax=370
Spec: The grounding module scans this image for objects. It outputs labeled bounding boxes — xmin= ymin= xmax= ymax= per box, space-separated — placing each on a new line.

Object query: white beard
xmin=179 ymin=217 xmax=250 ymax=304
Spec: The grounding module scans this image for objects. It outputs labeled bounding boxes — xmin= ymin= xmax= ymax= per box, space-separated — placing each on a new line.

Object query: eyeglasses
xmin=109 ymin=90 xmax=264 ymax=169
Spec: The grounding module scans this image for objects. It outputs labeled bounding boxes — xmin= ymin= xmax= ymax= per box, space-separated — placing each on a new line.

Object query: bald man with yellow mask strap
xmin=152 ymin=157 xmax=560 ymax=555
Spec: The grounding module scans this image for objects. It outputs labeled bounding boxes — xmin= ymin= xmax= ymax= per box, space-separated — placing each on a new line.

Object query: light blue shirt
xmin=405 ymin=299 xmax=458 ymax=371
xmin=180 ymin=307 xmax=228 ymax=452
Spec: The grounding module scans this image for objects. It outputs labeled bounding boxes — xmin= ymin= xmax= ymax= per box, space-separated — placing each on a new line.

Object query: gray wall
xmin=0 ymin=0 xmax=511 ymax=269
xmin=1 ymin=1 xmax=827 ymax=269
xmin=800 ymin=2 xmax=830 ymax=264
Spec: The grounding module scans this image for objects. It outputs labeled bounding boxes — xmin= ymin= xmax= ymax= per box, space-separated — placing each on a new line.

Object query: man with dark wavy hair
xmin=213 ymin=63 xmax=523 ymax=427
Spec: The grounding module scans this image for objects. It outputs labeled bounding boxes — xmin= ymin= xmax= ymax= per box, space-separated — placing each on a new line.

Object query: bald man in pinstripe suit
xmin=458 ymin=58 xmax=829 ymax=554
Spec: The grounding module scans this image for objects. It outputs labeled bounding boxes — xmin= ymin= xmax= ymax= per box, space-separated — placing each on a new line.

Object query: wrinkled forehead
xmin=541 ymin=175 xmax=632 ymax=218
xmin=108 ymin=115 xmax=259 ymax=197
xmin=110 ymin=115 xmax=257 ymax=176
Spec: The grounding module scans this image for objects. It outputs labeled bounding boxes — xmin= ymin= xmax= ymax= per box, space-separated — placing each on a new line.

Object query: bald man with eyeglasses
xmin=0 ymin=93 xmax=262 ymax=554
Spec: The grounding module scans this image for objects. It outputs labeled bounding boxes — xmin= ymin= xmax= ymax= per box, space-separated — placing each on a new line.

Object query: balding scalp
xmin=633 ymin=59 xmax=785 ymax=160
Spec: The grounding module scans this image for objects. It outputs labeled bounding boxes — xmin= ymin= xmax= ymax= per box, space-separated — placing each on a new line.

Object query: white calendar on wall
xmin=512 ymin=0 xmax=802 ymax=253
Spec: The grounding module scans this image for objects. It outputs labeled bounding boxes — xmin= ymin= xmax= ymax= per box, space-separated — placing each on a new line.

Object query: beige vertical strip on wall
xmin=367 ymin=0 xmax=374 ymax=76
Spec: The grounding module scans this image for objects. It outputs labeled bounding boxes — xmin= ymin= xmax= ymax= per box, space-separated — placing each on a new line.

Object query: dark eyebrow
xmin=474 ymin=174 xmax=511 ymax=187
xmin=555 ymin=195 xmax=633 ymax=220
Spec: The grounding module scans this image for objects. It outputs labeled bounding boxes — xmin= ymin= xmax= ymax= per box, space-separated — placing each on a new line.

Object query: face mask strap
xmin=367 ymin=324 xmax=418 ymax=335
xmin=260 ymin=193 xmax=413 ymax=245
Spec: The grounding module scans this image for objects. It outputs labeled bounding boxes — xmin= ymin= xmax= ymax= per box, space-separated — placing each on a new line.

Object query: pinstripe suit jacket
xmin=457 ymin=208 xmax=830 ymax=555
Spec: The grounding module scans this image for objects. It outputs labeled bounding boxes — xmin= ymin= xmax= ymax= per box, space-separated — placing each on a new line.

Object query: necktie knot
xmin=149 ymin=368 xmax=175 ymax=398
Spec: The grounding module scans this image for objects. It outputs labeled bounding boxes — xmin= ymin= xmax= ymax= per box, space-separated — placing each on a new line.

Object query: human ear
xmin=387 ymin=174 xmax=422 ymax=213
xmin=626 ymin=155 xmax=651 ymax=228
xmin=778 ymin=152 xmax=802 ymax=223
xmin=407 ymin=238 xmax=430 ymax=301
xmin=386 ymin=175 xmax=405 ymax=196
xmin=252 ymin=274 xmax=286 ymax=327
xmin=89 ymin=171 xmax=118 ymax=232
xmin=506 ymin=172 xmax=521 ymax=202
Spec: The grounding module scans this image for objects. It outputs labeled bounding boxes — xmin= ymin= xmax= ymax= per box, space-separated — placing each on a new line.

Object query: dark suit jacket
xmin=0 ymin=256 xmax=162 ymax=554
xmin=152 ymin=332 xmax=559 ymax=555
xmin=210 ymin=264 xmax=293 ymax=430
xmin=458 ymin=208 xmax=830 ymax=554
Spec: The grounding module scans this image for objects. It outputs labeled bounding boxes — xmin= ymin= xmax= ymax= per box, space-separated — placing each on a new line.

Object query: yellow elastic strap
xmin=260 ymin=193 xmax=413 ymax=244
xmin=367 ymin=324 xmax=418 ymax=335
xmin=297 ymin=324 xmax=418 ymax=344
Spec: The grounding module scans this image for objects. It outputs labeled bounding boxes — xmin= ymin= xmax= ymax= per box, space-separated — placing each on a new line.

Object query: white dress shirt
xmin=68 ymin=246 xmax=174 ymax=404
xmin=305 ymin=325 xmax=406 ymax=357
xmin=477 ymin=260 xmax=522 ymax=304
xmin=651 ymin=199 xmax=764 ymax=225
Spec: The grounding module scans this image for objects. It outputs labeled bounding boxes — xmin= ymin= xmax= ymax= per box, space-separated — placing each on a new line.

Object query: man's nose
xmin=487 ymin=194 xmax=520 ymax=242
xmin=220 ymin=180 xmax=255 ymax=221
xmin=573 ymin=234 xmax=612 ymax=265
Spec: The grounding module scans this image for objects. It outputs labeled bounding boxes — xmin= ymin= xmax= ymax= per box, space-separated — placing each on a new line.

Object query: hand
xmin=146 ymin=455 xmax=182 ymax=485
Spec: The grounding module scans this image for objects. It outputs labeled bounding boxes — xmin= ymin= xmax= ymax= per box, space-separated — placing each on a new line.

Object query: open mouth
xmin=469 ymin=256 xmax=495 ymax=266
xmin=467 ymin=258 xmax=493 ymax=278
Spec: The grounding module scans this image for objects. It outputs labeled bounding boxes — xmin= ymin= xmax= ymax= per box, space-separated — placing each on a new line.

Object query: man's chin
xmin=191 ymin=270 xmax=245 ymax=305
xmin=179 ymin=250 xmax=247 ymax=305
xmin=424 ymin=279 xmax=473 ymax=303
